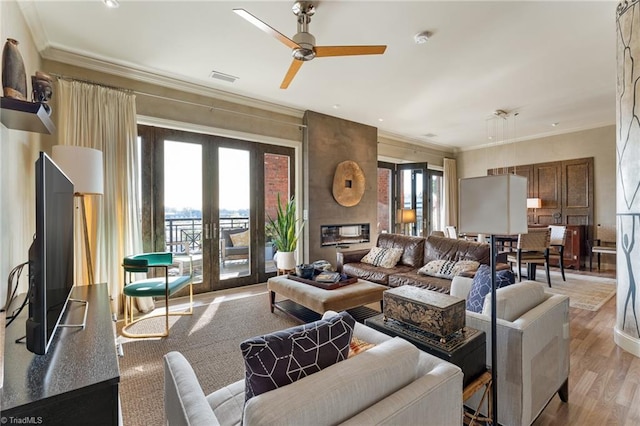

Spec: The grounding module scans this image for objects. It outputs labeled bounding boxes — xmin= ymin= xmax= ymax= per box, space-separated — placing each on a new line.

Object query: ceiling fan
xmin=233 ymin=1 xmax=387 ymax=89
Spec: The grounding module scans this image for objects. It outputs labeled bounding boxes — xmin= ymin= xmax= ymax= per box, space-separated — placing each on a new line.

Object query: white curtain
xmin=443 ymin=158 xmax=458 ymax=228
xmin=56 ymin=79 xmax=149 ymax=314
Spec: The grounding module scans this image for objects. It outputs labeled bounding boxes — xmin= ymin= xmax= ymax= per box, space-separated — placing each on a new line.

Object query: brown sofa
xmin=337 ymin=233 xmax=491 ymax=293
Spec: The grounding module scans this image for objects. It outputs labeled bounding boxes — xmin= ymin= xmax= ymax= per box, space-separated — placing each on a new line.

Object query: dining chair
xmin=589 ymin=224 xmax=617 ymax=271
xmin=548 ymin=225 xmax=567 ymax=281
xmin=445 ymin=225 xmax=458 ymax=239
xmin=506 ymin=227 xmax=552 ymax=287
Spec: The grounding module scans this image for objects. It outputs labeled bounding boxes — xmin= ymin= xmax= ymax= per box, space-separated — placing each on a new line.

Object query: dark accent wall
xmin=303 ymin=111 xmax=378 ymax=264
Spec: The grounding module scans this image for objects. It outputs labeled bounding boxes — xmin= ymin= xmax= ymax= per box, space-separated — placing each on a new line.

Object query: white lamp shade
xmin=527 ymin=198 xmax=542 ymax=209
xmin=52 ymin=145 xmax=104 ymax=195
xmin=458 ymin=174 xmax=528 ymax=235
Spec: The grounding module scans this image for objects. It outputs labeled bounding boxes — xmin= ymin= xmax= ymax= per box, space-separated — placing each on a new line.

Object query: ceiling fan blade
xmin=315 ymin=45 xmax=387 ymax=57
xmin=233 ymin=8 xmax=300 ymax=50
xmin=280 ymin=59 xmax=304 ymax=89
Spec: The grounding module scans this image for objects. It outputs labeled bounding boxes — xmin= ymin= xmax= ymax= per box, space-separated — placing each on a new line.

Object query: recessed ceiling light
xmin=378 ymin=118 xmax=384 ymax=122
xmin=414 ymin=31 xmax=431 ymax=44
xmin=552 ymin=122 xmax=560 ymax=127
xmin=332 ymin=104 xmax=340 ymax=109
xmin=103 ymin=0 xmax=119 ymax=8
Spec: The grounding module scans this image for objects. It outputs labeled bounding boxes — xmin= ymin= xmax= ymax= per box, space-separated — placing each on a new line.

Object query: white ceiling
xmin=18 ymin=0 xmax=618 ymax=151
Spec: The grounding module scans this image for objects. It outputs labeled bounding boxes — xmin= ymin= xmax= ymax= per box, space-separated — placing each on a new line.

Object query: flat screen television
xmin=26 ymin=151 xmax=75 ymax=355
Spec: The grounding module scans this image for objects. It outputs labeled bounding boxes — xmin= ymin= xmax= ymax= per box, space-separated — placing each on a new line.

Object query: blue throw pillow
xmin=241 ymin=311 xmax=356 ymax=401
xmin=466 ymin=264 xmax=516 ymax=313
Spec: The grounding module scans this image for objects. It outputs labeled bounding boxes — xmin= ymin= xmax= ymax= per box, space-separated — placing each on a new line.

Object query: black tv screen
xmin=26 ymin=151 xmax=75 ymax=355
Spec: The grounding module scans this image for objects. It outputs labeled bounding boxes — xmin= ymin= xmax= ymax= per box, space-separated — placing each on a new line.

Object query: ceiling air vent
xmin=209 ymin=71 xmax=239 ymax=83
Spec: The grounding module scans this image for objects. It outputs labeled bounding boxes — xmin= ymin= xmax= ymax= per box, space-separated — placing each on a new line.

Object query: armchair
xmin=220 ymin=227 xmax=250 ymax=265
xmin=451 ymin=276 xmax=570 ymax=426
xmin=122 ymin=252 xmax=193 ymax=338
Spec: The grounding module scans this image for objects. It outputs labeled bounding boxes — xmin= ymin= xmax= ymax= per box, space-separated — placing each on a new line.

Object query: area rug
xmin=116 ymin=291 xmax=297 ymax=426
xmin=525 ymin=270 xmax=616 ymax=311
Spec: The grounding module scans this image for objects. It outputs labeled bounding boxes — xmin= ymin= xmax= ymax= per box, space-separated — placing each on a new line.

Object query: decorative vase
xmin=274 ymin=251 xmax=296 ymax=271
xmin=2 ymin=38 xmax=28 ymax=100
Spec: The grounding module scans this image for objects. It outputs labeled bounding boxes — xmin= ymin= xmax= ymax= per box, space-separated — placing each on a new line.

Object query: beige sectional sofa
xmin=163 ymin=311 xmax=464 ymax=426
xmin=337 ymin=233 xmax=491 ymax=293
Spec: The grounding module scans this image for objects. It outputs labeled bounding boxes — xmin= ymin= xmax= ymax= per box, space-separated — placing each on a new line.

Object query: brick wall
xmin=264 ymin=153 xmax=290 ymax=221
xmin=377 ymin=168 xmax=391 ymax=233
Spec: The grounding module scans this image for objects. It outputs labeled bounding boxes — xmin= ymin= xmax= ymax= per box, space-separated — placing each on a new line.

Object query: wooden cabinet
xmin=2 ymin=283 xmax=119 ymax=425
xmin=561 ymin=225 xmax=585 ymax=270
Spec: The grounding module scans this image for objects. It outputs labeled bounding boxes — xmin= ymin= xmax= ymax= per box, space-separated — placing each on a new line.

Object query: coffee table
xmin=267 ymin=275 xmax=387 ymax=323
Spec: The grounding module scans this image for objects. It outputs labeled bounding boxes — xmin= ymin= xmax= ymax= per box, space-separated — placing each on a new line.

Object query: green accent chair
xmin=122 ymin=252 xmax=193 ymax=338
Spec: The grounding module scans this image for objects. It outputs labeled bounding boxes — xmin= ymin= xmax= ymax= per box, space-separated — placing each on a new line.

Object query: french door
xmin=377 ymin=162 xmax=444 ymax=237
xmin=138 ymin=125 xmax=294 ymax=292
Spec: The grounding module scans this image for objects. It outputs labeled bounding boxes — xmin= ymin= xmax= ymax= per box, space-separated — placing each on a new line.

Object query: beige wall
xmin=0 ymin=1 xmax=53 ymax=306
xmin=456 ymin=125 xmax=616 ymax=227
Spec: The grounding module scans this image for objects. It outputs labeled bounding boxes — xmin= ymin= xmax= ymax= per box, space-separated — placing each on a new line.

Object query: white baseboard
xmin=614 ymin=326 xmax=640 ymax=357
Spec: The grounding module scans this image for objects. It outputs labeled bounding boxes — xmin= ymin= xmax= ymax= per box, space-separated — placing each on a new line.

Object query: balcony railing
xmin=165 ymin=217 xmax=250 ymax=253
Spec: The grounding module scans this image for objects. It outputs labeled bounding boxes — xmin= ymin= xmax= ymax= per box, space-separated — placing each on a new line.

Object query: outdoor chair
xmin=589 ymin=224 xmax=617 ymax=271
xmin=122 ymin=252 xmax=193 ymax=338
xmin=506 ymin=227 xmax=552 ymax=287
xmin=220 ymin=227 xmax=250 ymax=265
xmin=548 ymin=225 xmax=567 ymax=281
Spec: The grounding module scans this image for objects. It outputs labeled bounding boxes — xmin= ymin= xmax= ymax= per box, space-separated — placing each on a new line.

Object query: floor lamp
xmin=52 ymin=145 xmax=104 ymax=285
xmin=458 ymin=174 xmax=527 ymax=425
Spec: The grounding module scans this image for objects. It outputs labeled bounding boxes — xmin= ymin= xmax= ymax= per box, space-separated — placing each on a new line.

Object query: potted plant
xmin=266 ymin=194 xmax=304 ymax=271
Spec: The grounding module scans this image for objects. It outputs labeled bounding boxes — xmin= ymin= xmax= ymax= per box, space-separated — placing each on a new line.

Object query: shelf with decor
xmin=0 ymin=97 xmax=55 ymax=134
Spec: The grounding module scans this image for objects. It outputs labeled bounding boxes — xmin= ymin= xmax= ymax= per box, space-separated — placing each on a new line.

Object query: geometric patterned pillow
xmin=466 ymin=264 xmax=516 ymax=313
xmin=361 ymin=246 xmax=404 ymax=268
xmin=240 ymin=311 xmax=356 ymax=401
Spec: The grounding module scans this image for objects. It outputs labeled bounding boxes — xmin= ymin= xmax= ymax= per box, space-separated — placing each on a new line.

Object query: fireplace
xmin=320 ymin=223 xmax=370 ymax=247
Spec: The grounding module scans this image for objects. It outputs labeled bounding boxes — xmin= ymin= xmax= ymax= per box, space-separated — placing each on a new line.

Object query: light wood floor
xmin=534 ymin=269 xmax=640 ymax=425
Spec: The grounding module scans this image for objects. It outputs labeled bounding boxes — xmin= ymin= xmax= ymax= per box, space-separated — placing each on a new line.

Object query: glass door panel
xmin=219 ymin=147 xmax=251 ymax=280
xmin=164 ymin=140 xmax=204 ymax=284
xmin=264 ymin=153 xmax=291 ymax=274
xmin=398 ymin=163 xmax=427 ymax=236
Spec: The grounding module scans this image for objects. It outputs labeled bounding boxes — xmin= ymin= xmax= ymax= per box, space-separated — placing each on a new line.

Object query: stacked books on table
xmin=315 ymin=271 xmax=341 ymax=283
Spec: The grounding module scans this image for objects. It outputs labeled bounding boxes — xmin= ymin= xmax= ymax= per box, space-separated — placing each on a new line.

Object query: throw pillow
xmin=466 ymin=264 xmax=516 ymax=313
xmin=347 ymin=336 xmax=376 ymax=358
xmin=229 ymin=230 xmax=249 ymax=247
xmin=417 ymin=260 xmax=480 ymax=278
xmin=451 ymin=260 xmax=481 ymax=276
xmin=240 ymin=311 xmax=356 ymax=401
xmin=361 ymin=246 xmax=404 ymax=268
xmin=417 ymin=259 xmax=457 ymax=278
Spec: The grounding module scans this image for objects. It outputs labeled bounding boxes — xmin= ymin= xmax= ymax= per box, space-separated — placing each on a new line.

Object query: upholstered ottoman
xmin=267 ymin=275 xmax=387 ymax=315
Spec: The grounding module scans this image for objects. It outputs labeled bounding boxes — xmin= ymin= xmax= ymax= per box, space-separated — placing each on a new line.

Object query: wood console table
xmin=2 ymin=283 xmax=120 ymax=426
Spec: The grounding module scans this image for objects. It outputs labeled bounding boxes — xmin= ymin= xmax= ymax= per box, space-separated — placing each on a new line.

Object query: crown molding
xmin=40 ymin=45 xmax=305 ymax=119
xmin=378 ymin=130 xmax=455 ymax=154
xmin=455 ymin=121 xmax=616 ymax=153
